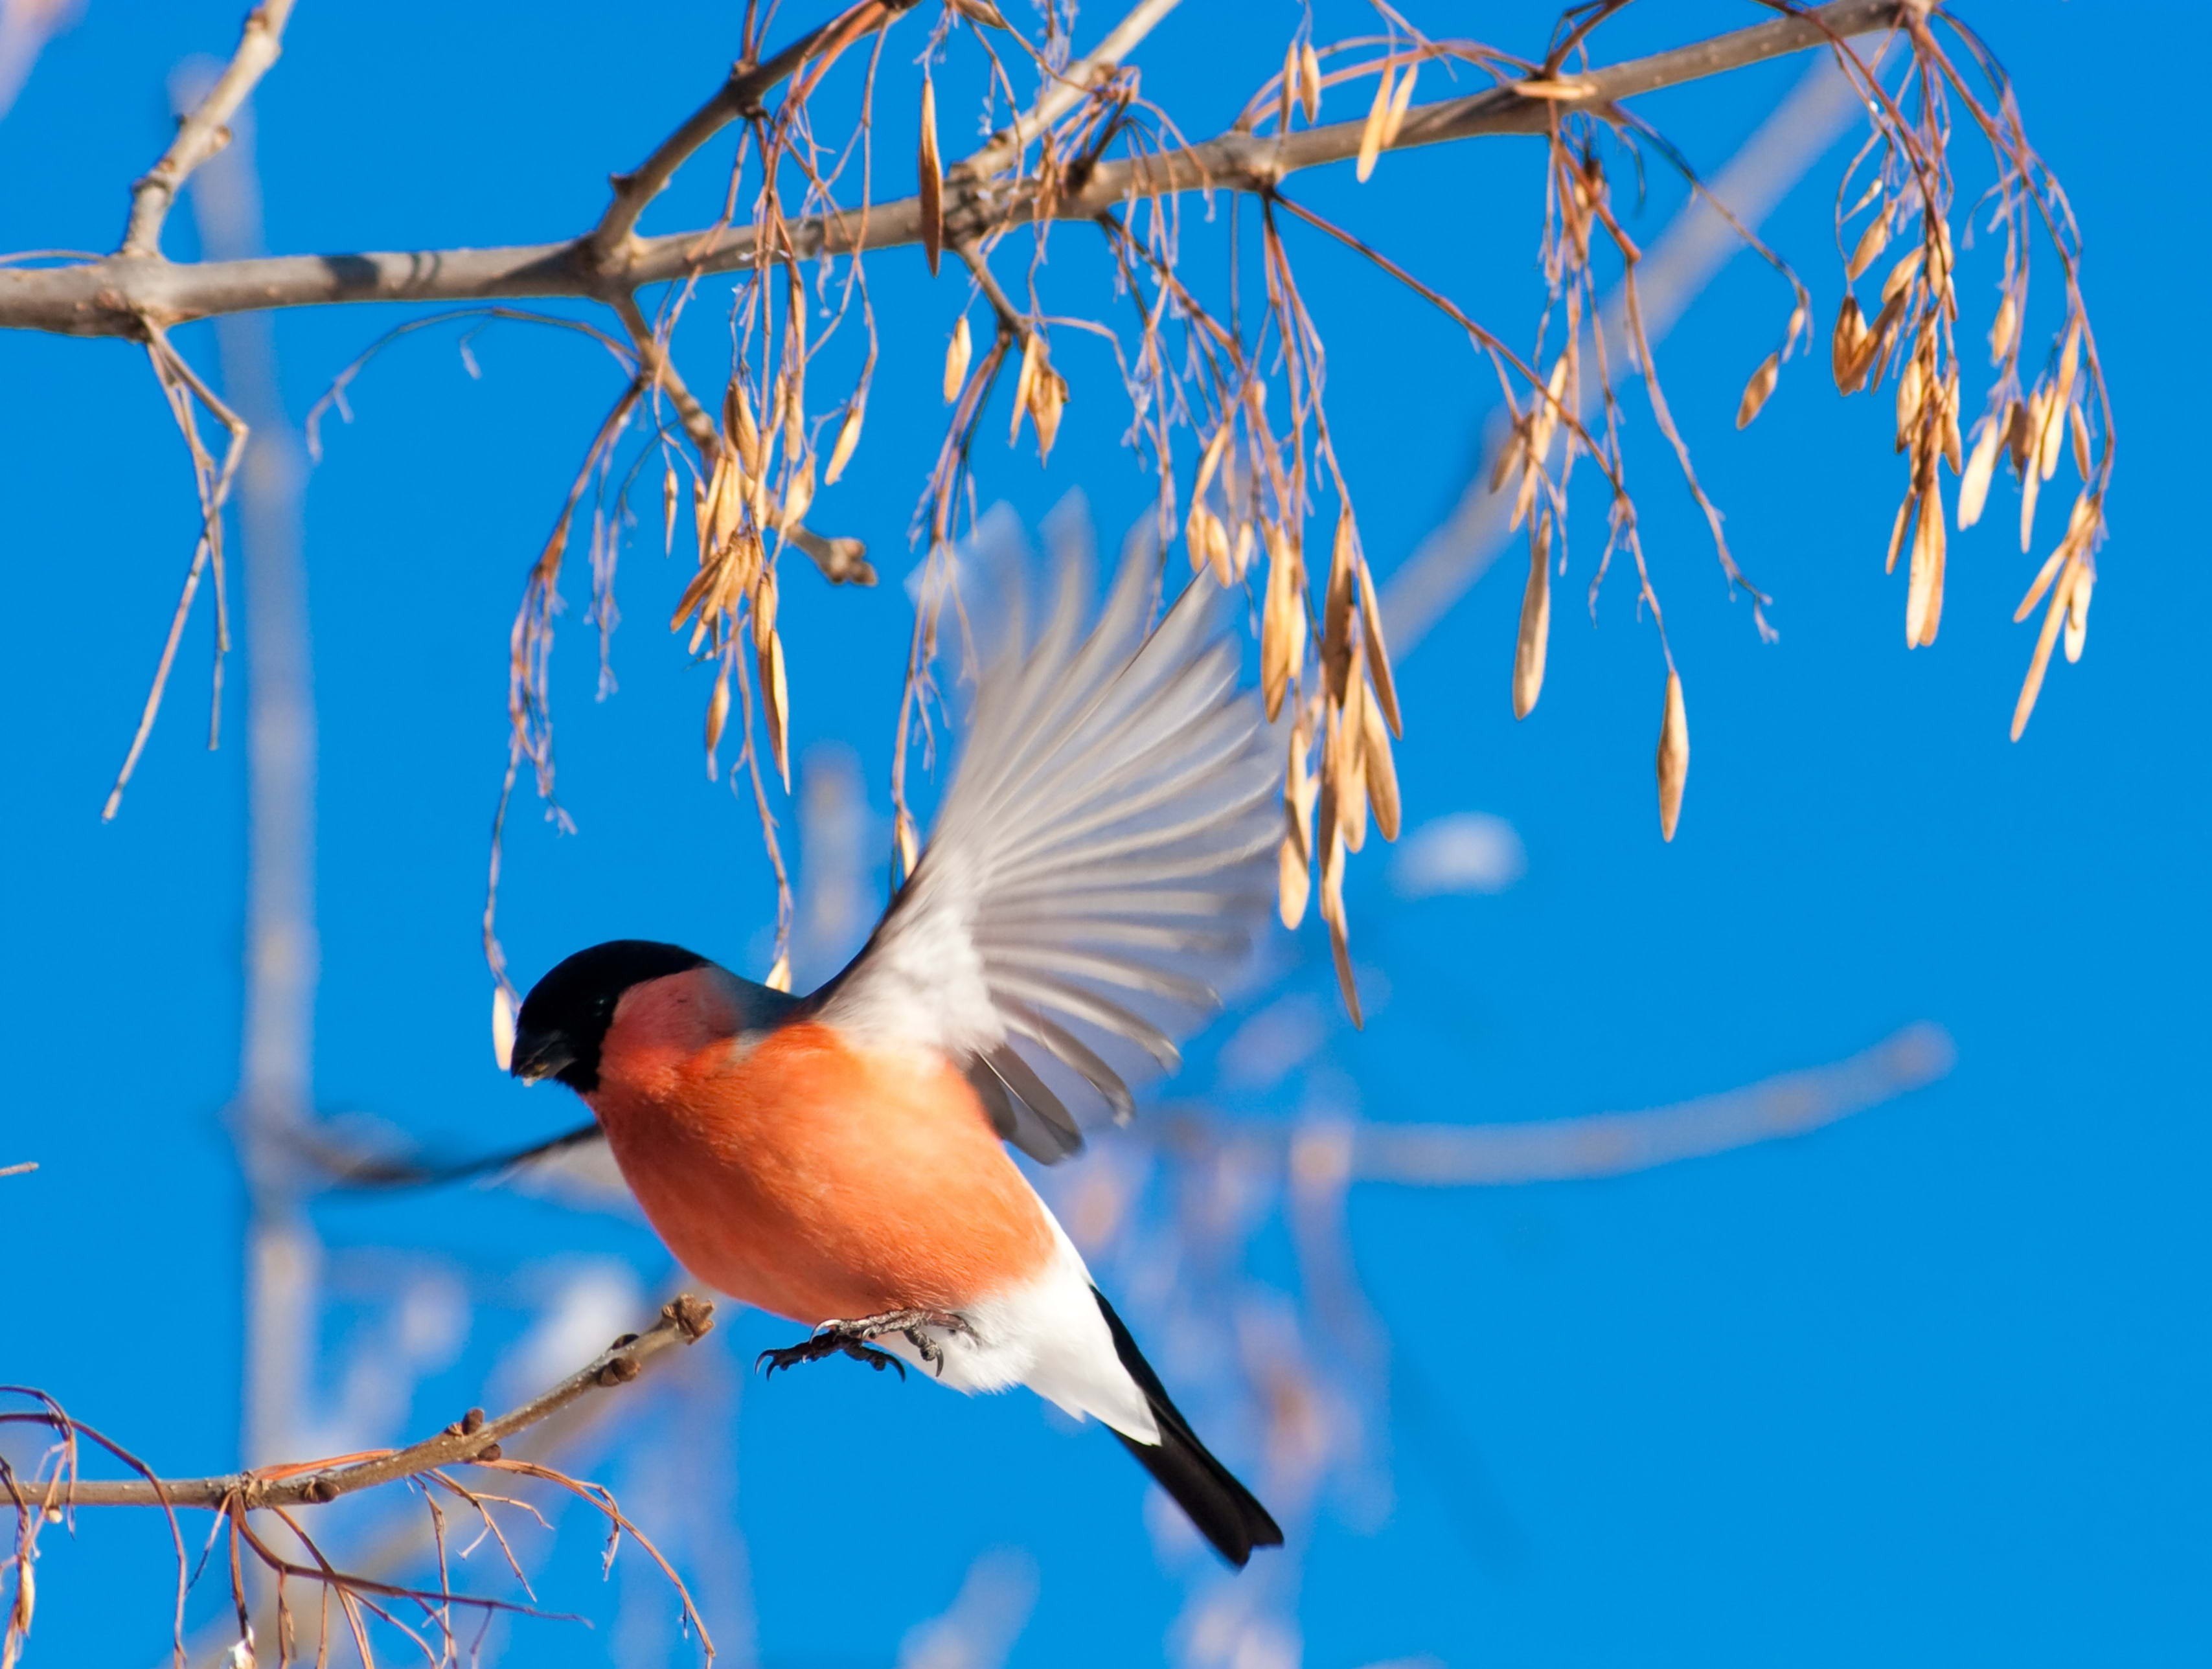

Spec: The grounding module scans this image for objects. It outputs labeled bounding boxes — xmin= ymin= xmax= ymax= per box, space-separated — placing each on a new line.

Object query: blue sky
xmin=2 ymin=3 xmax=2205 ymax=1664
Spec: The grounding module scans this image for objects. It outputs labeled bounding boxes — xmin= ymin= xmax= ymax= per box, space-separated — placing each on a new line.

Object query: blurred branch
xmin=7 ymin=1296 xmax=714 ymax=1510
xmin=0 ymin=0 xmax=1902 ymax=336
xmin=0 ymin=1162 xmax=33 ymax=1179
xmin=1153 ymin=1023 xmax=1953 ymax=1185
xmin=1352 ymin=1021 xmax=1954 ymax=1185
xmin=0 ymin=0 xmax=79 ymax=118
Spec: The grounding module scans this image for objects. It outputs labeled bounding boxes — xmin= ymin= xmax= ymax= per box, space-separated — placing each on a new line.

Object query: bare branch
xmin=6 ymin=1295 xmax=714 ymax=1510
xmin=1350 ymin=1021 xmax=1954 ymax=1185
xmin=953 ymin=0 xmax=1184 ymax=183
xmin=586 ymin=0 xmax=920 ymax=267
xmin=119 ymin=0 xmax=297 ymax=258
xmin=0 ymin=0 xmax=1902 ymax=338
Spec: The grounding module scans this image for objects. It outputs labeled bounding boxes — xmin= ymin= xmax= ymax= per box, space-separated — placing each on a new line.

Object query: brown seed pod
xmin=1512 ymin=514 xmax=1551 ymax=720
xmin=943 ymin=316 xmax=972 ymax=403
xmin=1360 ymin=676 xmax=1400 ymax=843
xmin=1736 ymin=352 xmax=1779 ymax=429
xmin=825 ymin=398 xmax=865 ymax=485
xmin=1845 ymin=214 xmax=1891 ymax=281
xmin=1656 ymin=671 xmax=1689 ymax=842
xmin=1356 ymin=61 xmax=1393 ymax=182
xmin=1957 ymin=417 xmax=2001 ymax=528
xmin=918 ymin=73 xmax=944 ymax=276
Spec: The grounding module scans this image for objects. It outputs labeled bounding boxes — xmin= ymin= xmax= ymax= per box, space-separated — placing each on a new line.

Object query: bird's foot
xmin=755 ymin=1309 xmax=973 ymax=1381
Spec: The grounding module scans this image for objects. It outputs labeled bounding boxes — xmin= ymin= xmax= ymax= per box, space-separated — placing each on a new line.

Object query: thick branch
xmin=119 ymin=0 xmax=297 ymax=257
xmin=5 ymin=1295 xmax=714 ymax=1510
xmin=0 ymin=0 xmax=1899 ymax=337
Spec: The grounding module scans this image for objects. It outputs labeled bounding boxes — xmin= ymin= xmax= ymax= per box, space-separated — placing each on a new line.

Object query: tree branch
xmin=119 ymin=0 xmax=297 ymax=258
xmin=4 ymin=1295 xmax=714 ymax=1510
xmin=0 ymin=0 xmax=1902 ymax=338
xmin=586 ymin=0 xmax=920 ymax=267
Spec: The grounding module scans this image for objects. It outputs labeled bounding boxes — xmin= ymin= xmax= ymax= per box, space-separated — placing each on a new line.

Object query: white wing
xmin=812 ymin=513 xmax=1279 ymax=1161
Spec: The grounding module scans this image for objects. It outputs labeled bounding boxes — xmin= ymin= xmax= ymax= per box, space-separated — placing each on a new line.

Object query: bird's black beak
xmin=508 ymin=1026 xmax=576 ymax=1085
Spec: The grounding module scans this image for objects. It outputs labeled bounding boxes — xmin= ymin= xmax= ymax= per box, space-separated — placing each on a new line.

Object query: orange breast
xmin=586 ymin=1017 xmax=1055 ymax=1325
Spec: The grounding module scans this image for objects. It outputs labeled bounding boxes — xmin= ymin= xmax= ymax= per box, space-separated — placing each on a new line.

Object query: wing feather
xmin=812 ymin=514 xmax=1276 ymax=1158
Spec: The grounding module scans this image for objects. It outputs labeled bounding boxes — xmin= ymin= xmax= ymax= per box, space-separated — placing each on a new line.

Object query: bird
xmin=503 ymin=525 xmax=1287 ymax=1567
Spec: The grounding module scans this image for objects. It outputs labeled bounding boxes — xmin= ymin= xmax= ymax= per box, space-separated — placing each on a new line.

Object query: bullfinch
xmin=505 ymin=535 xmax=1284 ymax=1566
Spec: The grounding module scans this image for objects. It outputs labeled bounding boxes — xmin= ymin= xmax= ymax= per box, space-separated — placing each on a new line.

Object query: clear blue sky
xmin=3 ymin=3 xmax=2204 ymax=1664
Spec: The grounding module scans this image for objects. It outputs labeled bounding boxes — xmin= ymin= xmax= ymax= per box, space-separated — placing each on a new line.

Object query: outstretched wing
xmin=811 ymin=516 xmax=1279 ymax=1161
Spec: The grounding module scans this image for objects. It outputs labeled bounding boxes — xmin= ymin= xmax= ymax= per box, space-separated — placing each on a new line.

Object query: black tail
xmin=1094 ymin=1289 xmax=1284 ymax=1567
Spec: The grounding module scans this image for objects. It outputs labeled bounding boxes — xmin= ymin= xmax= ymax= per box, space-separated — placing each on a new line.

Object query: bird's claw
xmin=755 ymin=1309 xmax=974 ymax=1381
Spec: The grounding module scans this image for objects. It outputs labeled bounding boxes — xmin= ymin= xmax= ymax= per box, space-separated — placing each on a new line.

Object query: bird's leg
xmin=755 ymin=1308 xmax=973 ymax=1380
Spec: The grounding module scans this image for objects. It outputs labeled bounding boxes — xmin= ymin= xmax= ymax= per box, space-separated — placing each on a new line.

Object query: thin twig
xmin=7 ymin=1296 xmax=714 ymax=1510
xmin=119 ymin=0 xmax=297 ymax=257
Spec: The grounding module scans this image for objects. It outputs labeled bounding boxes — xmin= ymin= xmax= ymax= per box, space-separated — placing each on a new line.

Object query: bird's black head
xmin=510 ymin=940 xmax=711 ymax=1093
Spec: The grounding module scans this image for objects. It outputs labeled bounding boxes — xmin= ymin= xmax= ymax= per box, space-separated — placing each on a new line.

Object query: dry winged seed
xmin=764 ymin=952 xmax=792 ymax=994
xmin=1894 ymin=354 xmax=1923 ymax=448
xmin=918 ymin=73 xmax=944 ymax=275
xmin=1360 ymin=677 xmax=1400 ymax=842
xmin=1277 ymin=833 xmax=1310 ymax=930
xmin=781 ymin=366 xmax=804 ymax=455
xmin=1880 ymin=246 xmax=1924 ymax=305
xmin=1989 ymin=290 xmax=2018 ymax=366
xmin=1736 ymin=352 xmax=1780 ymax=429
xmin=1333 ymin=700 xmax=1369 ymax=854
xmin=1010 ymin=332 xmax=1041 ymax=444
xmin=1513 ymin=517 xmax=1551 ymax=720
xmin=1885 ymin=490 xmax=1913 ymax=576
xmin=752 ymin=564 xmax=778 ymax=648
xmin=2069 ymin=400 xmax=2092 ymax=479
xmin=2056 ymin=317 xmax=2083 ymax=409
xmin=943 ymin=316 xmax=972 ymax=403
xmin=2013 ymin=544 xmax=2068 ymax=624
xmin=1300 ymin=40 xmax=1321 ymax=121
xmin=1655 ymin=671 xmax=1689 ymax=843
xmin=825 ymin=399 xmax=864 ymax=485
xmin=1488 ymin=419 xmax=1524 ymax=494
xmin=1831 ymin=295 xmax=1867 ymax=392
xmin=1194 ymin=420 xmax=1231 ymax=497
xmin=1383 ymin=58 xmax=1417 ymax=145
xmin=490 ymin=984 xmax=517 ymax=1072
xmin=1958 ymin=417 xmax=2001 ymax=528
xmin=2006 ymin=396 xmax=2033 ymax=473
xmin=1261 ymin=539 xmax=1295 ymax=718
xmin=1281 ymin=40 xmax=1299 ymax=128
xmin=662 ymin=464 xmax=679 ymax=557
xmin=1356 ymin=555 xmax=1400 ymax=736
xmin=781 ymin=459 xmax=816 ymax=530
xmin=2064 ymin=564 xmax=2093 ymax=663
xmin=2035 ymin=385 xmax=2066 ymax=484
xmin=727 ymin=380 xmax=760 ymax=474
xmin=705 ymin=663 xmax=731 ymax=762
xmin=1031 ymin=367 xmax=1067 ymax=461
xmin=1908 ymin=471 xmax=1946 ymax=648
xmin=1189 ymin=505 xmax=1231 ymax=584
xmin=1323 ymin=508 xmax=1356 ymax=699
xmin=1356 ymin=61 xmax=1393 ymax=182
xmin=895 ymin=810 xmax=920 ymax=880
xmin=1846 ymin=214 xmax=1892 ymax=282
xmin=760 ymin=630 xmax=791 ymax=787
xmin=2011 ymin=554 xmax=2078 ymax=742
